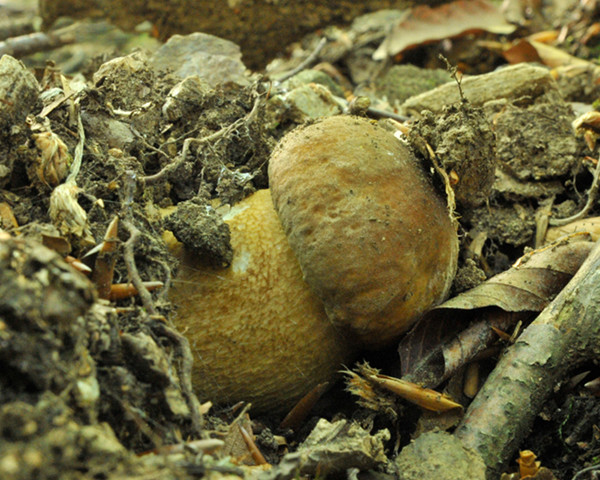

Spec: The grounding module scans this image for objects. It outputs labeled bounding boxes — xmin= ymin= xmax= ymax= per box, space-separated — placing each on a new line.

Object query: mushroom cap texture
xmin=167 ymin=189 xmax=353 ymax=413
xmin=269 ymin=115 xmax=459 ymax=348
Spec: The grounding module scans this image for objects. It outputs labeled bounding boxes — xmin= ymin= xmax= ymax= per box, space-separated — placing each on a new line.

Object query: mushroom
xmin=269 ymin=115 xmax=458 ymax=348
xmin=165 ymin=189 xmax=354 ymax=413
xmin=167 ymin=115 xmax=458 ymax=412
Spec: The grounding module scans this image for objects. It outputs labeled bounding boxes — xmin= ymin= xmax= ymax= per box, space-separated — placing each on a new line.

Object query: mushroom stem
xmin=166 ymin=189 xmax=355 ymax=412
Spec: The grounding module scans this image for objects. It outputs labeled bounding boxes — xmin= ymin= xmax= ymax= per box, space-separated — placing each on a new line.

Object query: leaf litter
xmin=3 ymin=0 xmax=600 ymax=479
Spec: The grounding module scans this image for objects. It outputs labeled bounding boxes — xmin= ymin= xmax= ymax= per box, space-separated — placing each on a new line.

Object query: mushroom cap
xmin=269 ymin=115 xmax=459 ymax=348
xmin=166 ymin=189 xmax=354 ymax=413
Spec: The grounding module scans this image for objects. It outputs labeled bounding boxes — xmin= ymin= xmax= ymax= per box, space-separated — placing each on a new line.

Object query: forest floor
xmin=2 ymin=1 xmax=600 ymax=480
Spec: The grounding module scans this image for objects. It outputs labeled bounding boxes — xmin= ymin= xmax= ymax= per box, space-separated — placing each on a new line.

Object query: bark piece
xmin=401 ymin=64 xmax=556 ymax=115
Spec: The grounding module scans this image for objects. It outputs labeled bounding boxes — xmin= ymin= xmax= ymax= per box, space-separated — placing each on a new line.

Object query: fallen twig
xmin=0 ymin=17 xmax=35 ymax=41
xmin=151 ymin=320 xmax=204 ymax=435
xmin=0 ymin=25 xmax=76 ymax=58
xmin=275 ymin=37 xmax=327 ymax=83
xmin=450 ymin=239 xmax=600 ymax=476
xmin=549 ymin=159 xmax=600 ymax=226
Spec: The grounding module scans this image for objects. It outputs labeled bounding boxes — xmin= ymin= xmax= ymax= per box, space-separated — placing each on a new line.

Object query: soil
xmin=2 ymin=2 xmax=600 ymax=480
xmin=38 ymin=0 xmax=419 ymax=70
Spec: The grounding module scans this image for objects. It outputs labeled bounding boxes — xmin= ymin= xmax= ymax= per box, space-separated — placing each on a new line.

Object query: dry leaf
xmin=441 ymin=240 xmax=594 ymax=312
xmin=400 ymin=308 xmax=530 ymax=386
xmin=222 ymin=413 xmax=258 ymax=466
xmin=507 ymin=39 xmax=592 ymax=68
xmin=400 ymin=240 xmax=594 ymax=385
xmin=41 ymin=233 xmax=72 ymax=255
xmin=502 ymin=39 xmax=544 ymax=64
xmin=33 ymin=131 xmax=72 ymax=188
xmin=545 ymin=217 xmax=600 ymax=244
xmin=373 ymin=0 xmax=515 ymax=60
xmin=49 ymin=181 xmax=95 ymax=246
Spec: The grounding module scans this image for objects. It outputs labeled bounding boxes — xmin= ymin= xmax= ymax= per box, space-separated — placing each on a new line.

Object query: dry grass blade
xmin=238 ymin=424 xmax=268 ymax=466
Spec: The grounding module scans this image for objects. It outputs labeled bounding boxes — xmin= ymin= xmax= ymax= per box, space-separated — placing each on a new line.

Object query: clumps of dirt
xmin=554 ymin=65 xmax=600 ymax=103
xmin=93 ymin=311 xmax=203 ymax=451
xmin=409 ymin=101 xmax=496 ymax=209
xmin=72 ymin=50 xmax=273 ymax=211
xmin=394 ymin=431 xmax=486 ymax=480
xmin=0 ymin=233 xmax=205 ymax=476
xmin=156 ymin=82 xmax=274 ymax=205
xmin=451 ymin=258 xmax=487 ymax=294
xmin=0 ymin=46 xmax=284 ymax=479
xmin=526 ymin=394 xmax=600 ymax=479
xmin=162 ymin=198 xmax=232 ymax=267
xmin=0 ymin=237 xmax=95 ymax=407
xmin=467 ymin=203 xmax=537 ymax=248
xmin=0 ymin=56 xmax=41 ymax=190
xmin=162 ymin=75 xmax=213 ymax=123
xmin=0 ymin=237 xmax=145 ymax=479
xmin=490 ymin=99 xmax=581 ymax=181
xmin=404 ymin=70 xmax=592 ymax=278
xmin=0 ymin=393 xmax=142 ymax=480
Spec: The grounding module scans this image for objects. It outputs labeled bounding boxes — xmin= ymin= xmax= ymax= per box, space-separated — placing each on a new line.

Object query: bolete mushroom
xmin=269 ymin=115 xmax=458 ymax=348
xmin=167 ymin=115 xmax=458 ymax=412
xmin=165 ymin=189 xmax=354 ymax=413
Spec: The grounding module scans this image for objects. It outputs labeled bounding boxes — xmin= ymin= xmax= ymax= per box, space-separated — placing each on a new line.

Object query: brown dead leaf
xmin=223 ymin=413 xmax=261 ymax=466
xmin=373 ymin=0 xmax=515 ymax=60
xmin=545 ymin=217 xmax=600 ymax=244
xmin=41 ymin=233 xmax=72 ymax=255
xmin=400 ymin=308 xmax=530 ymax=386
xmin=0 ymin=202 xmax=19 ymax=231
xmin=400 ymin=240 xmax=594 ymax=385
xmin=502 ymin=39 xmax=544 ymax=64
xmin=503 ymin=38 xmax=592 ymax=68
xmin=442 ymin=240 xmax=594 ymax=312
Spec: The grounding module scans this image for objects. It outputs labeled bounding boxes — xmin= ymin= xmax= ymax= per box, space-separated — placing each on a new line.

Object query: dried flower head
xmin=33 ymin=131 xmax=72 ymax=188
xmin=49 ymin=182 xmax=95 ymax=246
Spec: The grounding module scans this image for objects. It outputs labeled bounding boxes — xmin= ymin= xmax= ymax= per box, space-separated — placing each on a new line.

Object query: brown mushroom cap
xmin=166 ymin=189 xmax=354 ymax=412
xmin=269 ymin=115 xmax=459 ymax=348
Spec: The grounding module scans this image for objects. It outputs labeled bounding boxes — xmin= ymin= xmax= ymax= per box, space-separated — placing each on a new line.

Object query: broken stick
xmin=453 ymin=239 xmax=600 ymax=477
